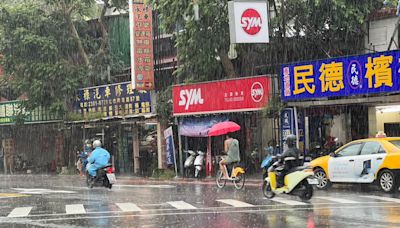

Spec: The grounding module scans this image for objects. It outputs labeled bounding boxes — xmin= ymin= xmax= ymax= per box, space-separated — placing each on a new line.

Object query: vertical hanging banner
xmin=129 ymin=2 xmax=155 ymax=90
xmin=164 ymin=126 xmax=178 ymax=176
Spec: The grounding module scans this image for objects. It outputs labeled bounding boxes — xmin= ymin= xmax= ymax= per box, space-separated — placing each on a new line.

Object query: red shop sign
xmin=173 ymin=76 xmax=271 ymax=116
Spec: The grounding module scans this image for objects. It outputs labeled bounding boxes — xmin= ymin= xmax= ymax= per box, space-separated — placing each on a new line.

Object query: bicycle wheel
xmin=233 ymin=173 xmax=246 ymax=190
xmin=216 ymin=170 xmax=226 ymax=188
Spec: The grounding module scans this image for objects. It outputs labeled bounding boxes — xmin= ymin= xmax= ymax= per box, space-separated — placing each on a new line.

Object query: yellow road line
xmin=0 ymin=193 xmax=31 ymax=198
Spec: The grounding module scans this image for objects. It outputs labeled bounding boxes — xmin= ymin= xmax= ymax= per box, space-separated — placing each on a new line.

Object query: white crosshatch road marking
xmin=12 ymin=188 xmax=76 ymax=195
xmin=315 ymin=196 xmax=359 ymax=204
xmin=361 ymin=195 xmax=400 ymax=203
xmin=7 ymin=207 xmax=33 ymax=218
xmin=166 ymin=201 xmax=197 ymax=210
xmin=66 ymin=204 xmax=86 ymax=214
xmin=116 ymin=203 xmax=142 ymax=212
xmin=269 ymin=197 xmax=308 ymax=206
xmin=217 ymin=199 xmax=254 ymax=207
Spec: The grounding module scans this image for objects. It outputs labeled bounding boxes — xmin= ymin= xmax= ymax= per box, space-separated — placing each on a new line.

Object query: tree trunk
xmin=218 ymin=50 xmax=238 ymax=79
xmin=98 ymin=0 xmax=110 ymax=52
xmin=61 ymin=0 xmax=90 ymax=67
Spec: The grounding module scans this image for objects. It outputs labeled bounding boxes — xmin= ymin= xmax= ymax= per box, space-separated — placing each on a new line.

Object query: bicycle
xmin=216 ymin=162 xmax=246 ymax=190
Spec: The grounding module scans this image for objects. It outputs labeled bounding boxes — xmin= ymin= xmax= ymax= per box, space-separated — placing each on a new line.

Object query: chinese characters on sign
xmin=281 ymin=50 xmax=400 ymax=100
xmin=132 ymin=4 xmax=154 ymax=90
xmin=74 ymin=82 xmax=152 ymax=118
xmin=0 ymin=101 xmax=61 ymax=124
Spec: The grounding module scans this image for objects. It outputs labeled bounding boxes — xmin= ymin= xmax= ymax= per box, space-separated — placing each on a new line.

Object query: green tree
xmin=153 ymin=0 xmax=383 ymax=82
xmin=0 ymin=0 xmax=128 ymax=115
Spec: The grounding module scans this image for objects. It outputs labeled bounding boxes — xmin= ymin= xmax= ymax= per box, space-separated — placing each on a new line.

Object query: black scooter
xmin=86 ymin=164 xmax=116 ymax=189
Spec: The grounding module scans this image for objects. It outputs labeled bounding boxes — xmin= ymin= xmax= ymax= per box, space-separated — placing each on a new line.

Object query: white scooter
xmin=184 ymin=150 xmax=197 ymax=177
xmin=194 ymin=150 xmax=205 ymax=178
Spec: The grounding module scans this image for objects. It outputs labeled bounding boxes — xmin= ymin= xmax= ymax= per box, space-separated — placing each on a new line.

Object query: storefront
xmin=73 ymin=81 xmax=159 ymax=176
xmin=0 ymin=100 xmax=63 ymax=174
xmin=172 ymin=75 xmax=272 ymax=177
xmin=281 ymin=49 xmax=400 ymax=151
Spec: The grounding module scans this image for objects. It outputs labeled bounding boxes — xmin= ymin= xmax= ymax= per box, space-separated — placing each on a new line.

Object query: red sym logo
xmin=251 ymin=82 xmax=264 ymax=102
xmin=241 ymin=8 xmax=262 ymax=35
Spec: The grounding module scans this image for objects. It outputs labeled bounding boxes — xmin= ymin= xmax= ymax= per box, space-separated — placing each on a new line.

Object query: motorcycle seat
xmin=287 ymin=166 xmax=307 ymax=174
xmin=100 ymin=164 xmax=112 ymax=169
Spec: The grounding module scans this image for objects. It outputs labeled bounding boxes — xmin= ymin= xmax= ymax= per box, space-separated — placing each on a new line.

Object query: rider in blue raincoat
xmin=87 ymin=140 xmax=110 ymax=177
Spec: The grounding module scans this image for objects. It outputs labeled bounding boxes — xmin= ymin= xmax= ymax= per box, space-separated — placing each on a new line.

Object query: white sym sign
xmin=228 ymin=1 xmax=269 ymax=43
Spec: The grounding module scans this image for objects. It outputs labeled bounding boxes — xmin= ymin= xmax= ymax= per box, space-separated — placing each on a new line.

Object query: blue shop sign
xmin=74 ymin=82 xmax=152 ymax=117
xmin=281 ymin=50 xmax=400 ymax=101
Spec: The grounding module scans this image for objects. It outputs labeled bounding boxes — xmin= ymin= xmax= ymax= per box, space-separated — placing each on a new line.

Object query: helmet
xmin=93 ymin=140 xmax=102 ymax=148
xmin=286 ymin=134 xmax=297 ymax=147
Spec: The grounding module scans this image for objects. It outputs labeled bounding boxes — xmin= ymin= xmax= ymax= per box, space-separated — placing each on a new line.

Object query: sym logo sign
xmin=178 ymin=88 xmax=204 ymax=110
xmin=251 ymin=82 xmax=264 ymax=102
xmin=241 ymin=9 xmax=262 ymax=35
xmin=228 ymin=1 xmax=269 ymax=43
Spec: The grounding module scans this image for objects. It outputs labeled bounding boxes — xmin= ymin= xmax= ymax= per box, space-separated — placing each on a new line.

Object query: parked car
xmin=310 ymin=137 xmax=400 ymax=193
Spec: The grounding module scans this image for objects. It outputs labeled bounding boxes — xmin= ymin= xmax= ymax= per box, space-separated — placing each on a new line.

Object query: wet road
xmin=1 ymin=175 xmax=400 ymax=227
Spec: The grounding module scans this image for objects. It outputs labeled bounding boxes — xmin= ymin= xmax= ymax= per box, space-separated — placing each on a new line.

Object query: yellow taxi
xmin=310 ymin=137 xmax=400 ymax=192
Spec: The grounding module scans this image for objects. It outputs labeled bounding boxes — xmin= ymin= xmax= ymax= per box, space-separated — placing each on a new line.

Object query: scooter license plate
xmin=106 ymin=173 xmax=116 ymax=184
xmin=307 ymin=178 xmax=318 ymax=185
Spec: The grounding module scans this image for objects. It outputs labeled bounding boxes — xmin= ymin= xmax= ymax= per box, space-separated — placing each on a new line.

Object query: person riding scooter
xmin=86 ymin=140 xmax=110 ymax=181
xmin=271 ymin=134 xmax=303 ymax=188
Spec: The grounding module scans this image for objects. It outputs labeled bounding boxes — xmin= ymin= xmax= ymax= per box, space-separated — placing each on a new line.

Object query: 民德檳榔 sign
xmin=74 ymin=82 xmax=152 ymax=117
xmin=281 ymin=50 xmax=400 ymax=101
xmin=173 ymin=76 xmax=271 ymax=116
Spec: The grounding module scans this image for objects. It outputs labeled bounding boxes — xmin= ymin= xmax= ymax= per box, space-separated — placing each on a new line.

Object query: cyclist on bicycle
xmin=219 ymin=133 xmax=240 ymax=179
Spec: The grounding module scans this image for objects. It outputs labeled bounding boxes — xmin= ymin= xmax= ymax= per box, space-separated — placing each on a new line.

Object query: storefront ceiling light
xmin=376 ymin=105 xmax=400 ymax=113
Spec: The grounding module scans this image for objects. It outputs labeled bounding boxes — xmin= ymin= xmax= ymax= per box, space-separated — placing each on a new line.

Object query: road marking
xmin=66 ymin=204 xmax=86 ymax=214
xmin=7 ymin=207 xmax=32 ymax=218
xmin=12 ymin=188 xmax=76 ymax=195
xmin=166 ymin=201 xmax=197 ymax=210
xmin=315 ymin=196 xmax=359 ymax=204
xmin=361 ymin=195 xmax=400 ymax=203
xmin=114 ymin=185 xmax=175 ymax=189
xmin=116 ymin=203 xmax=142 ymax=212
xmin=33 ymin=204 xmax=400 ymax=222
xmin=0 ymin=193 xmax=30 ymax=199
xmin=269 ymin=197 xmax=308 ymax=206
xmin=217 ymin=199 xmax=254 ymax=207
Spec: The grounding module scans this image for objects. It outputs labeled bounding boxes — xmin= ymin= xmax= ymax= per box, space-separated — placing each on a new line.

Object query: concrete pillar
xmin=132 ymin=125 xmax=140 ymax=174
xmin=368 ymin=106 xmax=378 ymax=137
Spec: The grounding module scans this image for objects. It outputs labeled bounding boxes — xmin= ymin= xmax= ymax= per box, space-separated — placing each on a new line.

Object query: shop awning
xmin=179 ymin=116 xmax=228 ymax=137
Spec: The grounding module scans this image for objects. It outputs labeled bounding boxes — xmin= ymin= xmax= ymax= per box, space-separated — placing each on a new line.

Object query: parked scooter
xmin=262 ymin=156 xmax=318 ymax=200
xmin=184 ymin=150 xmax=197 ymax=177
xmin=86 ymin=164 xmax=116 ymax=189
xmin=194 ymin=150 xmax=205 ymax=178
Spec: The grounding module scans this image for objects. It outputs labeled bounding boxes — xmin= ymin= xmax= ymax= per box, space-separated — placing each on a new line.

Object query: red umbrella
xmin=208 ymin=121 xmax=241 ymax=136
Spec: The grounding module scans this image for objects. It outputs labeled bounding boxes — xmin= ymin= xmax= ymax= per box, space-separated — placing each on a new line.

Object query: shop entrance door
xmin=384 ymin=123 xmax=400 ymax=137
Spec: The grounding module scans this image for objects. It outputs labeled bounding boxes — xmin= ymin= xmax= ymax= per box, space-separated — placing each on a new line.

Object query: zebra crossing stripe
xmin=269 ymin=197 xmax=308 ymax=206
xmin=217 ymin=199 xmax=254 ymax=207
xmin=66 ymin=204 xmax=86 ymax=214
xmin=315 ymin=197 xmax=359 ymax=204
xmin=361 ymin=195 xmax=400 ymax=203
xmin=167 ymin=201 xmax=197 ymax=210
xmin=7 ymin=207 xmax=32 ymax=218
xmin=116 ymin=203 xmax=142 ymax=212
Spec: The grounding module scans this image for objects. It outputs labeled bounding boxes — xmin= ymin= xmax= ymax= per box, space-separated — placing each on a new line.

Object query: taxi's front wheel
xmin=378 ymin=170 xmax=398 ymax=193
xmin=314 ymin=168 xmax=331 ymax=190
